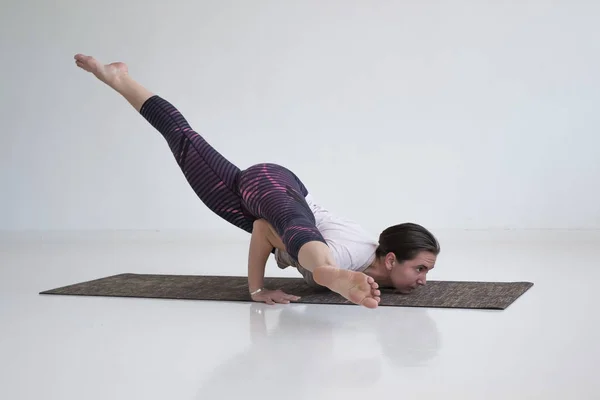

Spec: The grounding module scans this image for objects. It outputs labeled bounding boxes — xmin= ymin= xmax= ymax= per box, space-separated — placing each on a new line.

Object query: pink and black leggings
xmin=139 ymin=95 xmax=326 ymax=261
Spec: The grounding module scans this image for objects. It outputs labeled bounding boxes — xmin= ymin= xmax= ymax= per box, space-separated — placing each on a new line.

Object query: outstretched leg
xmin=74 ymin=53 xmax=255 ymax=233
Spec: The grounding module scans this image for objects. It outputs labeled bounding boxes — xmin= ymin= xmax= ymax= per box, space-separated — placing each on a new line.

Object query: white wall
xmin=2 ymin=0 xmax=599 ymax=235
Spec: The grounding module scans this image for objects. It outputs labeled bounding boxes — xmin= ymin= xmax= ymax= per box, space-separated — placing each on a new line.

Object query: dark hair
xmin=375 ymin=222 xmax=440 ymax=262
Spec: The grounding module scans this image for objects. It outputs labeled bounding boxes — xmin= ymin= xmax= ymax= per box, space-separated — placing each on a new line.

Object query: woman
xmin=74 ymin=53 xmax=440 ymax=309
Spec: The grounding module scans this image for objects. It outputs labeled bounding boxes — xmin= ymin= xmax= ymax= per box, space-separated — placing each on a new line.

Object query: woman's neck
xmin=363 ymin=256 xmax=393 ymax=287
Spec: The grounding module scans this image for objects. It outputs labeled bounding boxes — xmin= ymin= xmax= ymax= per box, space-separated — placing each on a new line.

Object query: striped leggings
xmin=140 ymin=95 xmax=326 ymax=261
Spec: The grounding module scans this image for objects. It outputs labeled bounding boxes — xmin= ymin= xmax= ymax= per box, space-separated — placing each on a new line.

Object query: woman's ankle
xmin=109 ymin=74 xmax=131 ymax=92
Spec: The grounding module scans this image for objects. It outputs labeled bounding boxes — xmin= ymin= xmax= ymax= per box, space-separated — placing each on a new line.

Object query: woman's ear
xmin=385 ymin=252 xmax=396 ymax=271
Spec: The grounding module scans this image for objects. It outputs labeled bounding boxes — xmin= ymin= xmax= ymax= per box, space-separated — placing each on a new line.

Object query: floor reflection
xmin=196 ymin=304 xmax=440 ymax=398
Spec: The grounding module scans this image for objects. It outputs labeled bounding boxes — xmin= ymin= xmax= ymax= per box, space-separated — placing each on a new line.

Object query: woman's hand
xmin=251 ymin=289 xmax=301 ymax=305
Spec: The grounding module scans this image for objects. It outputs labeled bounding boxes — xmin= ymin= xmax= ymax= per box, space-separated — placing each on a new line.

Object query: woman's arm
xmin=248 ymin=219 xmax=300 ymax=304
xmin=247 ymin=219 xmax=276 ymax=294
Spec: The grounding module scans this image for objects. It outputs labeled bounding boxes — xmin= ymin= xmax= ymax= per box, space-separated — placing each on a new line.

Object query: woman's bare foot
xmin=73 ymin=53 xmax=154 ymax=112
xmin=313 ymin=266 xmax=381 ymax=308
xmin=74 ymin=53 xmax=128 ymax=87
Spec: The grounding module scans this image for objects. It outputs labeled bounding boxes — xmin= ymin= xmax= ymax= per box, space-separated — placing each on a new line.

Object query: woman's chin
xmin=396 ymin=285 xmax=417 ymax=294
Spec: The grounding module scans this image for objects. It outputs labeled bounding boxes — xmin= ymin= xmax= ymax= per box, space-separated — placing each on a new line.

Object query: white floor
xmin=1 ymin=230 xmax=599 ymax=400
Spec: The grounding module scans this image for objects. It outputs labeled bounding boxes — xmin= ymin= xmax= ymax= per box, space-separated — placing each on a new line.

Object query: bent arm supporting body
xmin=247 ymin=219 xmax=285 ymax=294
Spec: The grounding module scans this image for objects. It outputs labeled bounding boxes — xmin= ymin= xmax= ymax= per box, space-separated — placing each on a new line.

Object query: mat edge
xmin=35 ymin=291 xmax=508 ymax=310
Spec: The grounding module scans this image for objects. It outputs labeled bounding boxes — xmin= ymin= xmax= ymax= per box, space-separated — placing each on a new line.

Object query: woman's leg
xmin=139 ymin=96 xmax=256 ymax=232
xmin=239 ymin=164 xmax=381 ymax=308
xmin=74 ymin=54 xmax=255 ymax=233
xmin=239 ymin=163 xmax=322 ymax=258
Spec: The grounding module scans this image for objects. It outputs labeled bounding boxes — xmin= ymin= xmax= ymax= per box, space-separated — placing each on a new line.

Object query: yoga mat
xmin=40 ymin=273 xmax=533 ymax=309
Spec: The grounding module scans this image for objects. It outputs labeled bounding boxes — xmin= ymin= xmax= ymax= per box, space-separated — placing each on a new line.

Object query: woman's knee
xmin=280 ymin=219 xmax=326 ymax=258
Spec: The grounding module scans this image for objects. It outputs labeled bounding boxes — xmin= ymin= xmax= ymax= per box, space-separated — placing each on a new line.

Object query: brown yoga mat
xmin=40 ymin=273 xmax=533 ymax=309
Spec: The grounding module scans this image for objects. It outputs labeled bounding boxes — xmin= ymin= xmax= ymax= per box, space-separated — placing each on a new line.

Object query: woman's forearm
xmin=247 ymin=222 xmax=274 ymax=294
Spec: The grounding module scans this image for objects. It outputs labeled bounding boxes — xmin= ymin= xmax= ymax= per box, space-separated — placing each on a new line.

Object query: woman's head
xmin=375 ymin=223 xmax=440 ymax=293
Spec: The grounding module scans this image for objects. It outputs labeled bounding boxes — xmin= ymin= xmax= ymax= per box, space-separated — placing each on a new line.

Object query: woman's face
xmin=387 ymin=251 xmax=437 ymax=294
